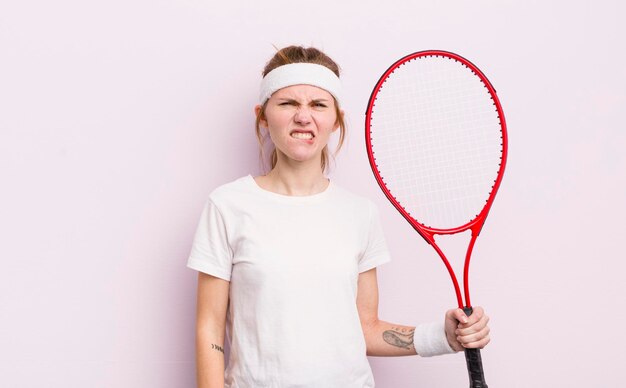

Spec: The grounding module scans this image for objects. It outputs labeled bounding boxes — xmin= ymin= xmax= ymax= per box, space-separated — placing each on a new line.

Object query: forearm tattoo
xmin=211 ymin=344 xmax=224 ymax=354
xmin=383 ymin=327 xmax=415 ymax=350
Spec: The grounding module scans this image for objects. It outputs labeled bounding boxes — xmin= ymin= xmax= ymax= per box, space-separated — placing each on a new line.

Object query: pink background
xmin=1 ymin=1 xmax=624 ymax=387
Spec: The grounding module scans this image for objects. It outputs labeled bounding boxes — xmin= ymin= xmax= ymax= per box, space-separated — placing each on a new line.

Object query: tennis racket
xmin=365 ymin=50 xmax=507 ymax=388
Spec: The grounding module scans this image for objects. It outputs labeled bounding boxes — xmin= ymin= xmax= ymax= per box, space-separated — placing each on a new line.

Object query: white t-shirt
xmin=187 ymin=175 xmax=391 ymax=388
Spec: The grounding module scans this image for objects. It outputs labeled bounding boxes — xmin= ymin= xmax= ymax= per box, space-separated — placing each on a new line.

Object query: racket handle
xmin=463 ymin=307 xmax=488 ymax=388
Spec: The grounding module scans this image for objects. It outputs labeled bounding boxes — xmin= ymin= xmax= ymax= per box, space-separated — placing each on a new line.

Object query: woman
xmin=187 ymin=46 xmax=490 ymax=388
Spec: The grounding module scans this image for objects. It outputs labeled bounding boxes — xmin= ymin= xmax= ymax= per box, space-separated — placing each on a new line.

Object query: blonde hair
xmin=255 ymin=46 xmax=346 ymax=172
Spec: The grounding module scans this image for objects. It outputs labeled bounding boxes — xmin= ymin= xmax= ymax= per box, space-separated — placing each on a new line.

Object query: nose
xmin=294 ymin=106 xmax=312 ymax=125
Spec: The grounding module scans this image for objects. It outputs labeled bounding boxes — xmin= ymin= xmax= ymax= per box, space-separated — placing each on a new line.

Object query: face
xmin=256 ymin=84 xmax=340 ymax=167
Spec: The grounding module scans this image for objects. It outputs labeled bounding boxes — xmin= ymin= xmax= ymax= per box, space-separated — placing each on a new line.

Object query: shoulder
xmin=207 ymin=175 xmax=256 ymax=208
xmin=330 ymin=182 xmax=379 ymax=215
xmin=210 ymin=175 xmax=252 ymax=196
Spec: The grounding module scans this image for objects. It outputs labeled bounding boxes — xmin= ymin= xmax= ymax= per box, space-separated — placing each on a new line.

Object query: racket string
xmin=369 ymin=56 xmax=503 ymax=228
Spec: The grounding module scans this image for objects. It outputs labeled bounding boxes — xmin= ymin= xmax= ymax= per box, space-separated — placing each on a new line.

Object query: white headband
xmin=259 ymin=63 xmax=342 ymax=106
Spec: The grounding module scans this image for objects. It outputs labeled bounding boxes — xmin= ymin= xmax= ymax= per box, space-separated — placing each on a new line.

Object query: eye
xmin=313 ymin=102 xmax=328 ymax=108
xmin=279 ymin=100 xmax=297 ymax=106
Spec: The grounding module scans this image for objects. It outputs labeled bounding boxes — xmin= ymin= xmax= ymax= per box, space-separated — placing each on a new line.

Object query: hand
xmin=444 ymin=306 xmax=490 ymax=352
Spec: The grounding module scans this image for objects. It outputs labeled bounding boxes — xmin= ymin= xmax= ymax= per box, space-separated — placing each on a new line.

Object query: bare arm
xmin=356 ymin=268 xmax=490 ymax=357
xmin=356 ymin=268 xmax=418 ymax=356
xmin=195 ymin=272 xmax=230 ymax=388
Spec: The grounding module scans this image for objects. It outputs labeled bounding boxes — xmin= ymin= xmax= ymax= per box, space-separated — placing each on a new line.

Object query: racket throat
xmin=463 ymin=233 xmax=479 ymax=308
xmin=430 ymin=241 xmax=464 ymax=308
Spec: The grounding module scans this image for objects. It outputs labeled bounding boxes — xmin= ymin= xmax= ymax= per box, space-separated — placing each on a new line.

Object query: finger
xmin=456 ymin=314 xmax=489 ymax=336
xmin=460 ymin=334 xmax=491 ymax=349
xmin=471 ymin=306 xmax=485 ymax=317
xmin=457 ymin=325 xmax=490 ymax=345
xmin=462 ymin=306 xmax=485 ymax=326
xmin=451 ymin=308 xmax=469 ymax=324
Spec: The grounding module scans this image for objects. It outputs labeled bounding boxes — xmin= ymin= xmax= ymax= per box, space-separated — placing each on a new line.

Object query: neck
xmin=257 ymin=157 xmax=329 ymax=196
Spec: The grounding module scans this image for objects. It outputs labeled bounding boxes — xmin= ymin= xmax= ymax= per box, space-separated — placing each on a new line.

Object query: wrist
xmin=413 ymin=321 xmax=456 ymax=357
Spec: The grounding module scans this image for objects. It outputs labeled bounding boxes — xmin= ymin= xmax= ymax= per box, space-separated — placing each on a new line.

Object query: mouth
xmin=290 ymin=130 xmax=315 ymax=140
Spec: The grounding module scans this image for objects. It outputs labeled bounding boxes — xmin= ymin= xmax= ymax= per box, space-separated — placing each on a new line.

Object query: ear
xmin=333 ymin=109 xmax=345 ymax=132
xmin=255 ymin=104 xmax=267 ymax=128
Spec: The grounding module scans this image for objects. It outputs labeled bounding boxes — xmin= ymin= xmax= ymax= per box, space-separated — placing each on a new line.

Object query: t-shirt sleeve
xmin=358 ymin=202 xmax=392 ymax=273
xmin=186 ymin=199 xmax=233 ymax=281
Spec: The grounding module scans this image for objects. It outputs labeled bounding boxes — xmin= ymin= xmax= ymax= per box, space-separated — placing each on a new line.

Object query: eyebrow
xmin=276 ymin=98 xmax=330 ymax=103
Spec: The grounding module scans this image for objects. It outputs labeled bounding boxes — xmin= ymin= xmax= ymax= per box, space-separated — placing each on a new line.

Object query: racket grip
xmin=463 ymin=307 xmax=488 ymax=388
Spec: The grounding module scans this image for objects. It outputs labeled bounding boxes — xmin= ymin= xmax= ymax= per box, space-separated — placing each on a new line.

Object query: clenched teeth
xmin=291 ymin=132 xmax=313 ymax=140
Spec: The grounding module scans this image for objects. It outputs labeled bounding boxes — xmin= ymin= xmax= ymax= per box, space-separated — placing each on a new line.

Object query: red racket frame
xmin=365 ymin=50 xmax=508 ymax=309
